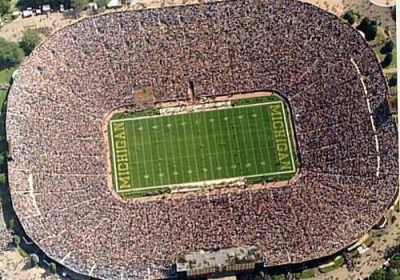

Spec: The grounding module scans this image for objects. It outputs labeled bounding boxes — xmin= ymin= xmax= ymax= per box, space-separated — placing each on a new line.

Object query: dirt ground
xmin=0 ymin=12 xmax=75 ymax=42
xmin=0 ymin=250 xmax=56 ymax=280
xmin=0 ymin=0 xmax=396 ymax=42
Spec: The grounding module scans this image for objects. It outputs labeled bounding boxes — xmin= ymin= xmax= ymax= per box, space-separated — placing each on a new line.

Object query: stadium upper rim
xmin=6 ymin=0 xmax=398 ymax=279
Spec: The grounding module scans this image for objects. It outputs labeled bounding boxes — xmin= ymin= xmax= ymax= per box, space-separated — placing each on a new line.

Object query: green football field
xmin=109 ymin=98 xmax=296 ymax=195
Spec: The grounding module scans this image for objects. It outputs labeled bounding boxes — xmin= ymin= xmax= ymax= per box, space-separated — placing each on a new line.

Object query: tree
xmin=388 ymin=74 xmax=397 ymax=87
xmin=71 ymin=0 xmax=88 ymax=14
xmin=0 ymin=153 xmax=5 ymax=169
xmin=387 ymin=269 xmax=398 ymax=280
xmin=391 ymin=254 xmax=400 ymax=269
xmin=49 ymin=262 xmax=57 ymax=273
xmin=0 ymin=38 xmax=24 ymax=70
xmin=8 ymin=218 xmax=16 ymax=230
xmin=20 ymin=29 xmax=42 ymax=56
xmin=381 ymin=40 xmax=395 ymax=54
xmin=95 ymin=0 xmax=108 ymax=8
xmin=0 ymin=0 xmax=10 ymax=15
xmin=12 ymin=235 xmax=20 ymax=246
xmin=343 ymin=10 xmax=355 ymax=25
xmin=30 ymin=254 xmax=39 ymax=267
xmin=370 ymin=269 xmax=386 ymax=280
xmin=357 ymin=17 xmax=378 ymax=41
xmin=0 ymin=173 xmax=6 ymax=185
xmin=381 ymin=53 xmax=393 ymax=68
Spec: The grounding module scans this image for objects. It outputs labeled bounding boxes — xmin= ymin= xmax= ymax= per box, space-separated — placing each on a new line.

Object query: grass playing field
xmin=109 ymin=96 xmax=296 ymax=197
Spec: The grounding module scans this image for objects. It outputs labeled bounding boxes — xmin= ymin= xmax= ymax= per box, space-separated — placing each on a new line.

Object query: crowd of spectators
xmin=5 ymin=0 xmax=398 ymax=279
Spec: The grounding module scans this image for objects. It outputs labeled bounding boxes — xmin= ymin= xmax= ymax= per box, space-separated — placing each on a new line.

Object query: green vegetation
xmin=0 ymin=0 xmax=10 ymax=16
xmin=12 ymin=234 xmax=20 ymax=246
xmin=395 ymin=202 xmax=400 ymax=212
xmin=364 ymin=236 xmax=374 ymax=247
xmin=17 ymin=246 xmax=28 ymax=257
xmin=109 ymin=97 xmax=296 ymax=197
xmin=392 ymin=253 xmax=400 ymax=269
xmin=389 ymin=74 xmax=397 ymax=87
xmin=369 ymin=254 xmax=400 ymax=280
xmin=8 ymin=218 xmax=16 ymax=230
xmin=30 ymin=254 xmax=39 ymax=266
xmin=0 ymin=32 xmax=42 ymax=85
xmin=0 ymin=38 xmax=24 ymax=70
xmin=300 ymin=268 xmax=315 ymax=279
xmin=0 ymin=67 xmax=15 ymax=84
xmin=349 ymin=249 xmax=360 ymax=258
xmin=381 ymin=40 xmax=395 ymax=54
xmin=373 ymin=41 xmax=396 ymax=69
xmin=319 ymin=265 xmax=336 ymax=274
xmin=343 ymin=10 xmax=355 ymax=25
xmin=0 ymin=173 xmax=6 ymax=185
xmin=272 ymin=275 xmax=285 ymax=280
xmin=372 ymin=229 xmax=386 ymax=237
xmin=50 ymin=262 xmax=57 ymax=273
xmin=20 ymin=29 xmax=42 ymax=56
xmin=334 ymin=256 xmax=345 ymax=267
xmin=319 ymin=256 xmax=345 ymax=274
xmin=70 ymin=0 xmax=88 ymax=15
xmin=95 ymin=0 xmax=108 ymax=8
xmin=357 ymin=17 xmax=378 ymax=41
xmin=382 ymin=53 xmax=394 ymax=68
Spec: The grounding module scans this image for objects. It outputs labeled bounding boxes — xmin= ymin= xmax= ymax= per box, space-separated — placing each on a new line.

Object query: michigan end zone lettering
xmin=112 ymin=122 xmax=131 ymax=190
xmin=270 ymin=103 xmax=292 ymax=171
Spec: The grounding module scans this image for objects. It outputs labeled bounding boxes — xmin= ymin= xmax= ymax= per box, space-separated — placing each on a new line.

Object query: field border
xmin=109 ymin=100 xmax=296 ymax=194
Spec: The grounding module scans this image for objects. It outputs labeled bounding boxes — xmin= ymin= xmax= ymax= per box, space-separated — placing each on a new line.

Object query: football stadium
xmin=5 ymin=0 xmax=398 ymax=279
xmin=109 ymin=95 xmax=296 ymax=197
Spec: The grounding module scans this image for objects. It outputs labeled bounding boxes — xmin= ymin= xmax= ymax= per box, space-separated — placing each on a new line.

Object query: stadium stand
xmin=5 ymin=0 xmax=398 ymax=279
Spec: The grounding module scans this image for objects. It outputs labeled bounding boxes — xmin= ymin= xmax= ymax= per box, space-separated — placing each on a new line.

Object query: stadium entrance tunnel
xmin=105 ymin=93 xmax=298 ymax=199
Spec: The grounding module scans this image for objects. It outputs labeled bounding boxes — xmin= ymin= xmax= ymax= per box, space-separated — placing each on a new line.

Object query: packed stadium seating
xmin=6 ymin=0 xmax=398 ymax=279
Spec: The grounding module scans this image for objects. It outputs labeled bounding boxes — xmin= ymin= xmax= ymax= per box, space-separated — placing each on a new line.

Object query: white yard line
xmin=210 ymin=115 xmax=222 ymax=175
xmin=216 ymin=111 xmax=230 ymax=176
xmin=258 ymin=105 xmax=273 ymax=173
xmin=160 ymin=118 xmax=171 ymax=185
xmin=245 ymin=108 xmax=259 ymax=174
xmin=225 ymin=109 xmax=237 ymax=176
xmin=174 ymin=116 xmax=188 ymax=182
xmin=152 ymin=119 xmax=164 ymax=186
xmin=350 ymin=58 xmax=381 ymax=177
xmin=202 ymin=112 xmax=215 ymax=179
xmin=127 ymin=121 xmax=139 ymax=189
xmin=189 ymin=113 xmax=201 ymax=182
xmin=181 ymin=115 xmax=196 ymax=182
xmin=139 ymin=122 xmax=149 ymax=187
xmin=145 ymin=119 xmax=157 ymax=186
xmin=166 ymin=120 xmax=178 ymax=182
